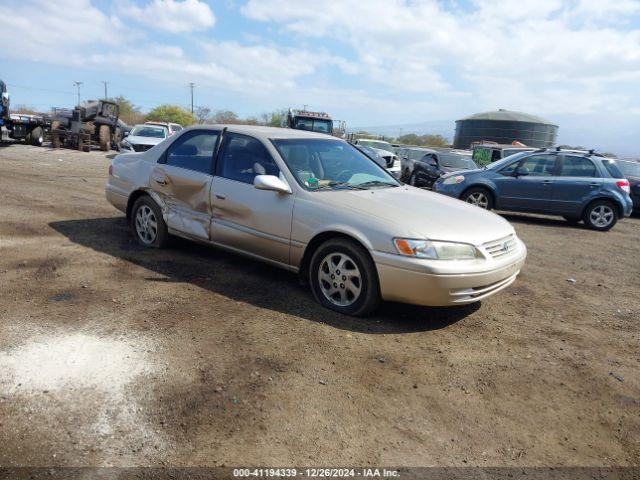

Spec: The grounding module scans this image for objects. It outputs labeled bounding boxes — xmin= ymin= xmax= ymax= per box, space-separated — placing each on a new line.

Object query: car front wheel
xmin=131 ymin=196 xmax=170 ymax=248
xmin=583 ymin=200 xmax=618 ymax=231
xmin=309 ymin=238 xmax=380 ymax=317
xmin=462 ymin=187 xmax=493 ymax=210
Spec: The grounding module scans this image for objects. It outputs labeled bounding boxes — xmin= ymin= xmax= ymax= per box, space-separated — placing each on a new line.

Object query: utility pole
xmin=101 ymin=81 xmax=109 ymax=99
xmin=189 ymin=83 xmax=195 ymax=115
xmin=73 ymin=81 xmax=83 ymax=106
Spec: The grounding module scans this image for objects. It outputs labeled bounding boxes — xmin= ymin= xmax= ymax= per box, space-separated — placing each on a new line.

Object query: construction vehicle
xmin=283 ymin=108 xmax=346 ymax=137
xmin=0 ymin=79 xmax=49 ymax=146
xmin=51 ymin=99 xmax=121 ymax=152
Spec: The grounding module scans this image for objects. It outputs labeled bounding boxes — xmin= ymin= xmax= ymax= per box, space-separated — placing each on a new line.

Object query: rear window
xmin=603 ymin=160 xmax=624 ymax=179
xmin=612 ymin=160 xmax=638 ymax=178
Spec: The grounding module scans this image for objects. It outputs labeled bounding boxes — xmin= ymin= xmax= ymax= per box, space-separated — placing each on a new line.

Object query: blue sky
xmin=2 ymin=0 xmax=639 ymax=155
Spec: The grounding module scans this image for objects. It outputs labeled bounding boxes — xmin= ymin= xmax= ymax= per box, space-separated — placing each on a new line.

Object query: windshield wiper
xmin=355 ymin=180 xmax=399 ymax=189
xmin=313 ymin=181 xmax=367 ymax=191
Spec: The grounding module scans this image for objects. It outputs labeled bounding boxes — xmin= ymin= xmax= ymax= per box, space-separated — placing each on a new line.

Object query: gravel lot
xmin=0 ymin=143 xmax=638 ymax=468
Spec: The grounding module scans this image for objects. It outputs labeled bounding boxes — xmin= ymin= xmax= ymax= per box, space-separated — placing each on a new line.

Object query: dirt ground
xmin=0 ymin=143 xmax=638 ymax=469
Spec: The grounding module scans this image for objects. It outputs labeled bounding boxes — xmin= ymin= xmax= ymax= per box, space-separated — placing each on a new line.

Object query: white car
xmin=119 ymin=124 xmax=168 ymax=153
xmin=145 ymin=121 xmax=183 ymax=136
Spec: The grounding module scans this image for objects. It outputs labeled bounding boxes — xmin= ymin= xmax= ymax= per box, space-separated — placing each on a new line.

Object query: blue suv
xmin=433 ymin=149 xmax=633 ymax=231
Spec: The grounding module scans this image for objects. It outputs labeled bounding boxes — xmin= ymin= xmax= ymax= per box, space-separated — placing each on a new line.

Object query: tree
xmin=260 ymin=109 xmax=286 ymax=127
xmin=211 ymin=110 xmax=240 ymax=124
xmin=194 ymin=106 xmax=212 ymax=124
xmin=398 ymin=133 xmax=450 ymax=147
xmin=110 ymin=96 xmax=144 ymax=125
xmin=146 ymin=104 xmax=194 ymax=126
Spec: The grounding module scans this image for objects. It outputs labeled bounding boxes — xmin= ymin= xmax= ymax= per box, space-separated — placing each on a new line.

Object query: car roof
xmin=183 ymin=124 xmax=338 ymax=140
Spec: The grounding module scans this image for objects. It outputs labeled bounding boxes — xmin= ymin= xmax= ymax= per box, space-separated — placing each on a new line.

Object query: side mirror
xmin=254 ymin=175 xmax=292 ymax=194
xmin=123 ymin=131 xmax=129 ymax=137
xmin=514 ymin=166 xmax=530 ymax=177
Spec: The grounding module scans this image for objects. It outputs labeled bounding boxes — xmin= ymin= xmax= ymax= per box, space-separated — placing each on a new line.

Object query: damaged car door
xmin=149 ymin=129 xmax=220 ymax=240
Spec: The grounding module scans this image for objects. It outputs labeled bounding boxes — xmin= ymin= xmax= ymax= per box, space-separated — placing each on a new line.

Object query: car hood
xmin=318 ymin=186 xmax=515 ymax=246
xmin=126 ymin=135 xmax=164 ymax=146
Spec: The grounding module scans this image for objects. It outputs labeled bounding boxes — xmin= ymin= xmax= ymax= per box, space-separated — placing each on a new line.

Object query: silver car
xmin=106 ymin=125 xmax=526 ymax=316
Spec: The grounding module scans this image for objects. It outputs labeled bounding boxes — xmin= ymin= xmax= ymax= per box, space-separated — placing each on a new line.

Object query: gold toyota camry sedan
xmin=106 ymin=125 xmax=526 ymax=316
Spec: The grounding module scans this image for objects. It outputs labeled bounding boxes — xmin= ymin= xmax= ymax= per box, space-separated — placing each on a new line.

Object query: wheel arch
xmin=459 ymin=183 xmax=497 ymax=203
xmin=126 ymin=189 xmax=164 ymax=220
xmin=580 ymin=196 xmax=624 ymax=219
xmin=298 ymin=230 xmax=375 ymax=282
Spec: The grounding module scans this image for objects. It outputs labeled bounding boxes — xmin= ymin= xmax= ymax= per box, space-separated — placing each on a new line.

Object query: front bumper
xmin=433 ymin=178 xmax=465 ymax=198
xmin=373 ymin=241 xmax=527 ymax=306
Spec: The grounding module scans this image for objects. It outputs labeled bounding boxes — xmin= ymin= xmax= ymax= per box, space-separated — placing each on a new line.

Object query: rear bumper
xmin=105 ymin=186 xmax=127 ymax=214
xmin=374 ymin=246 xmax=526 ymax=307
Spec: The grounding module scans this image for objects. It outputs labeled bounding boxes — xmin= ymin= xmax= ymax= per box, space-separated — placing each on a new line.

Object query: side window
xmin=165 ymin=130 xmax=219 ymax=174
xmin=492 ymin=149 xmax=502 ymax=161
xmin=559 ymin=155 xmax=598 ymax=178
xmin=518 ymin=155 xmax=556 ymax=176
xmin=499 ymin=161 xmax=519 ymax=176
xmin=217 ymin=133 xmax=279 ymax=184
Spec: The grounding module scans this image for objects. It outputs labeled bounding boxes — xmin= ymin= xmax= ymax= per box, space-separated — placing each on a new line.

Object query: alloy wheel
xmin=590 ymin=205 xmax=614 ymax=228
xmin=318 ymin=252 xmax=362 ymax=307
xmin=466 ymin=192 xmax=489 ymax=209
xmin=135 ymin=205 xmax=158 ymax=245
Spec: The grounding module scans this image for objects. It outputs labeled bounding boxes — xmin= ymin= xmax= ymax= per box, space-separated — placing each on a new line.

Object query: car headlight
xmin=394 ymin=238 xmax=479 ymax=260
xmin=443 ymin=175 xmax=465 ymax=185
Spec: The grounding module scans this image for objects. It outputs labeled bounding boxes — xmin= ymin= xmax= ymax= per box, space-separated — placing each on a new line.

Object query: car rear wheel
xmin=583 ymin=200 xmax=618 ymax=231
xmin=462 ymin=187 xmax=493 ymax=210
xmin=309 ymin=238 xmax=380 ymax=317
xmin=131 ymin=196 xmax=170 ymax=248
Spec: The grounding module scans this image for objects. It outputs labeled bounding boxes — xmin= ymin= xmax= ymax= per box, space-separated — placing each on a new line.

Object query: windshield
xmin=615 ymin=160 xmax=640 ymax=177
xmin=272 ymin=138 xmax=399 ymax=190
xmin=440 ymin=154 xmax=477 ymax=169
xmin=485 ymin=150 xmax=533 ymax=170
xmin=130 ymin=125 xmax=166 ymax=138
xmin=293 ymin=117 xmax=333 ymax=134
xmin=358 ymin=140 xmax=395 ymax=154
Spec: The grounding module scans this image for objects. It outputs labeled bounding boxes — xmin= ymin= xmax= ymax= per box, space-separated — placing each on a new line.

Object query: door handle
xmin=543 ymin=180 xmax=553 ymax=185
xmin=215 ymin=193 xmax=226 ymax=200
xmin=589 ymin=183 xmax=599 ymax=187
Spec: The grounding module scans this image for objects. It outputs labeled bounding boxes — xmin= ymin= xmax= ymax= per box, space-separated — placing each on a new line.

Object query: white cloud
xmin=0 ymin=0 xmax=129 ymax=62
xmin=241 ymin=0 xmax=640 ymax=115
xmin=124 ymin=0 xmax=215 ymax=33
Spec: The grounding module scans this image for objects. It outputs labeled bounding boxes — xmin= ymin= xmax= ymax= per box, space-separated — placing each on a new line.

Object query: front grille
xmin=132 ymin=144 xmax=153 ymax=152
xmin=482 ymin=234 xmax=518 ymax=259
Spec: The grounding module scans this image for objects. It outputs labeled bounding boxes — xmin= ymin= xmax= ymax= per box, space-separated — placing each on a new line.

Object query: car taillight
xmin=617 ymin=179 xmax=630 ymax=193
xmin=108 ymin=165 xmax=113 ymax=176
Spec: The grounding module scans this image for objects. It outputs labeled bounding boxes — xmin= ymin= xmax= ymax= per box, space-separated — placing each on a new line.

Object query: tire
xmin=98 ymin=125 xmax=111 ymax=152
xmin=51 ymin=121 xmax=61 ymax=149
xmin=24 ymin=132 xmax=32 ymax=145
xmin=309 ymin=238 xmax=380 ymax=317
xmin=131 ymin=196 xmax=170 ymax=248
xmin=461 ymin=187 xmax=494 ymax=210
xmin=583 ymin=200 xmax=618 ymax=231
xmin=30 ymin=127 xmax=44 ymax=146
xmin=409 ymin=172 xmax=417 ymax=186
